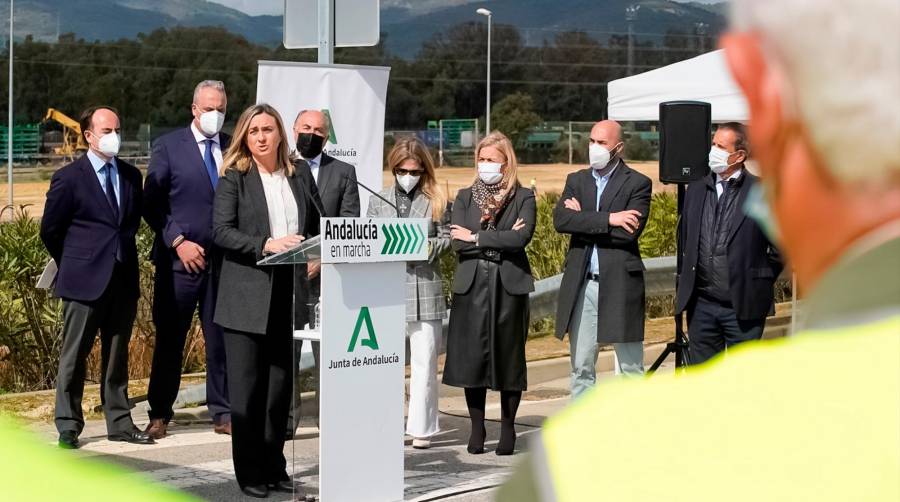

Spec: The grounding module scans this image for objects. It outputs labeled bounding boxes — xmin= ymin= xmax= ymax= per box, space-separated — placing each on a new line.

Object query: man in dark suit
xmin=40 ymin=106 xmax=154 ymax=448
xmin=676 ymin=122 xmax=783 ymax=365
xmin=286 ymin=109 xmax=360 ymax=436
xmin=554 ymin=120 xmax=652 ymax=398
xmin=142 ymin=80 xmax=232 ymax=438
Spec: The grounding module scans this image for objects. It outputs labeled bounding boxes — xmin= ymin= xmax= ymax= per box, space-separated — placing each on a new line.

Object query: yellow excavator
xmin=42 ymin=108 xmax=87 ymax=159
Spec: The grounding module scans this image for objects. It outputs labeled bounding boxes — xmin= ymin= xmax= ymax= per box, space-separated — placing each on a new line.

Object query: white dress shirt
xmin=301 ymin=152 xmax=323 ymax=185
xmin=87 ymin=149 xmax=119 ymax=204
xmin=716 ymin=169 xmax=743 ymax=199
xmin=190 ymin=122 xmax=224 ymax=170
xmin=259 ymin=167 xmax=299 ymax=239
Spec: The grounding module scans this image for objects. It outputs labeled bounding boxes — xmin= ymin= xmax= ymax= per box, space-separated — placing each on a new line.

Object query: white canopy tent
xmin=607 ymin=49 xmax=748 ymax=122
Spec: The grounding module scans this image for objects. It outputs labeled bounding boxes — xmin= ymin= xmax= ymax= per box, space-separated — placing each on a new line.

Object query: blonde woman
xmin=213 ymin=104 xmax=317 ymax=498
xmin=442 ymin=132 xmax=536 ymax=456
xmin=367 ymin=137 xmax=451 ymax=449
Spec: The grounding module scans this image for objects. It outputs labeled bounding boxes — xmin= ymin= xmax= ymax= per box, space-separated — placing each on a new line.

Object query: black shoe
xmin=241 ymin=484 xmax=268 ymax=498
xmin=58 ymin=431 xmax=79 ymax=449
xmin=268 ymin=480 xmax=295 ymax=492
xmin=108 ymin=427 xmax=155 ymax=445
xmin=467 ymin=423 xmax=487 ymax=455
xmin=496 ymin=425 xmax=517 ymax=456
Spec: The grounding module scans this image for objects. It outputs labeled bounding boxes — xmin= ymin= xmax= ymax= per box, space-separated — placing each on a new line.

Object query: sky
xmin=209 ymin=0 xmax=723 ymax=17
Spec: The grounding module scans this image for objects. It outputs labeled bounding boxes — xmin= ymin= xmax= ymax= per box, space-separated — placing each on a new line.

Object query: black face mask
xmin=296 ymin=132 xmax=326 ymax=159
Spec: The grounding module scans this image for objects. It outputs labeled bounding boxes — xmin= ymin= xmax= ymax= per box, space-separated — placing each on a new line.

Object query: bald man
xmin=553 ymin=120 xmax=652 ymax=397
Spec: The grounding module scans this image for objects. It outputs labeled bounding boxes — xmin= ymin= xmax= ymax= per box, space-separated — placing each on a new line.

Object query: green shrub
xmin=0 ymin=205 xmax=63 ymax=392
xmin=639 ymin=192 xmax=678 ymax=258
xmin=624 ymin=135 xmax=656 ymax=161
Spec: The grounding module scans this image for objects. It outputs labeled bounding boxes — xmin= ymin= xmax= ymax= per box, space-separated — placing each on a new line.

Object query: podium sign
xmin=320 ymin=217 xmax=429 ymax=263
xmin=318 ymin=217 xmax=427 ymax=501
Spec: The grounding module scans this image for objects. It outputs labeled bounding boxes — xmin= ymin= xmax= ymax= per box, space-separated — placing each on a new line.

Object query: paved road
xmin=28 ymin=357 xmax=674 ymax=501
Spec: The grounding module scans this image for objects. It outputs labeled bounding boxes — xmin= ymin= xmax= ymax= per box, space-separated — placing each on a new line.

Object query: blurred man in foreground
xmin=497 ymin=0 xmax=899 ymax=499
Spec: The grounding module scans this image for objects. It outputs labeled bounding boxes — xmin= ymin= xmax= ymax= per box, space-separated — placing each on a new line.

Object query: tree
xmin=489 ymin=92 xmax=541 ymax=146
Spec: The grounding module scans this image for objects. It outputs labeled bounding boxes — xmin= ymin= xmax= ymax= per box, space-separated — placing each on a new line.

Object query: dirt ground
xmin=0 ymin=161 xmax=672 ymax=219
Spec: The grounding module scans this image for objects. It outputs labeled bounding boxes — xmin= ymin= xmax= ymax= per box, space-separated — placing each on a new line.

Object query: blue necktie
xmin=102 ymin=163 xmax=119 ymax=221
xmin=204 ymin=139 xmax=218 ymax=189
xmin=103 ymin=163 xmax=123 ymax=262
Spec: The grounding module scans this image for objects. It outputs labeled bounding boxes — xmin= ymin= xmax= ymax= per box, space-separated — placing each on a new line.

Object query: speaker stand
xmin=648 ymin=184 xmax=691 ymax=373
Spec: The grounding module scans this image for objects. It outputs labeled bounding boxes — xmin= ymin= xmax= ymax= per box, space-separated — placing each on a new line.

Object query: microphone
xmin=352 ymin=175 xmax=400 ymax=218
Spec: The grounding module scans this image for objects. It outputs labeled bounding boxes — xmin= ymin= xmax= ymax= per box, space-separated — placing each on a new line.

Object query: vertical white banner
xmin=255 ymin=61 xmax=391 ymax=211
xmin=320 ymin=262 xmax=406 ymax=502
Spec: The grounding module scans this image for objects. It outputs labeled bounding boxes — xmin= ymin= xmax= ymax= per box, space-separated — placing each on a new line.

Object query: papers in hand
xmin=36 ymin=259 xmax=57 ymax=289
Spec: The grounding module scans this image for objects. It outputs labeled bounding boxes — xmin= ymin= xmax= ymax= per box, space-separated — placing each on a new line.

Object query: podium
xmin=259 ymin=217 xmax=430 ymax=502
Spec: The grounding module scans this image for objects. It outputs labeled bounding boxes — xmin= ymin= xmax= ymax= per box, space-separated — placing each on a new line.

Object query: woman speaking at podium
xmin=367 ymin=137 xmax=451 ymax=450
xmin=212 ymin=104 xmax=316 ymax=498
xmin=443 ymin=132 xmax=536 ymax=456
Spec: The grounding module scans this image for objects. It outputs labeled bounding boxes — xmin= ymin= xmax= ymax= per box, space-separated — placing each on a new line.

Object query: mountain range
xmin=2 ymin=0 xmax=728 ymax=58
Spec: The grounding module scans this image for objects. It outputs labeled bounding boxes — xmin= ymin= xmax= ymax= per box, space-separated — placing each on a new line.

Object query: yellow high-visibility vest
xmin=501 ymin=315 xmax=900 ymax=502
xmin=0 ymin=416 xmax=194 ymax=501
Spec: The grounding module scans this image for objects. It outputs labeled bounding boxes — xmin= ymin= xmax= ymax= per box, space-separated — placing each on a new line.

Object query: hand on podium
xmin=264 ymin=234 xmax=305 ymax=255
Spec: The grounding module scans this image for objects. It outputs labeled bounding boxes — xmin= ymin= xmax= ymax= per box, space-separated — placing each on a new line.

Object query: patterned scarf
xmin=472 ymin=179 xmax=516 ymax=230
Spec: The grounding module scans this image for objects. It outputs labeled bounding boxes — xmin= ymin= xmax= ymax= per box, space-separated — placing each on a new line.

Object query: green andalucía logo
xmin=381 ymin=223 xmax=426 ymax=255
xmin=347 ymin=306 xmax=379 ymax=352
xmin=322 ymin=109 xmax=338 ymax=144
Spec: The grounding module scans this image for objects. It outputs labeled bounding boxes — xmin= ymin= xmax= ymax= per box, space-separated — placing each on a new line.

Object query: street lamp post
xmin=7 ymin=0 xmax=13 ymax=210
xmin=476 ymin=8 xmax=492 ymax=136
xmin=625 ymin=4 xmax=639 ymax=76
xmin=695 ymin=22 xmax=709 ymax=54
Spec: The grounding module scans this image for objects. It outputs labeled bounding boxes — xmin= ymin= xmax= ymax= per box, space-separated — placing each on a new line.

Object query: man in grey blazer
xmin=554 ymin=120 xmax=652 ymax=398
xmin=287 ymin=109 xmax=360 ymax=436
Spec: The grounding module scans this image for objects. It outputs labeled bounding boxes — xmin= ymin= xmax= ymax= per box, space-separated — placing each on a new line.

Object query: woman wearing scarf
xmin=443 ymin=132 xmax=536 ymax=456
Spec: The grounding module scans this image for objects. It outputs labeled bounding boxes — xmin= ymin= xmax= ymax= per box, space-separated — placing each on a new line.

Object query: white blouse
xmin=258 ymin=167 xmax=299 ymax=239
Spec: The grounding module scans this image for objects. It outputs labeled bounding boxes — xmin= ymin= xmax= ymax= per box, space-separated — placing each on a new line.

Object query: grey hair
xmin=294 ymin=109 xmax=331 ymax=138
xmin=716 ymin=122 xmax=750 ymax=156
xmin=193 ymin=80 xmax=226 ymax=103
xmin=731 ymin=0 xmax=900 ymax=182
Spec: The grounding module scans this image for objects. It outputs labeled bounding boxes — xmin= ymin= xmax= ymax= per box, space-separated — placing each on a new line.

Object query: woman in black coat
xmin=213 ymin=104 xmax=316 ymax=498
xmin=443 ymin=131 xmax=536 ymax=456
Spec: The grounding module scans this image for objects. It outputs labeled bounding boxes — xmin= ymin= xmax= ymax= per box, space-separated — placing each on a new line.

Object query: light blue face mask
xmin=744 ymin=182 xmax=782 ymax=246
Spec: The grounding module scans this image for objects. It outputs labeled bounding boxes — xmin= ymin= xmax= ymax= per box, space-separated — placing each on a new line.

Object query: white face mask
xmin=708 ymin=146 xmax=735 ymax=174
xmin=477 ymin=162 xmax=503 ymax=185
xmin=589 ymin=143 xmax=616 ymax=170
xmin=93 ymin=132 xmax=120 ymax=157
xmin=395 ymin=173 xmax=420 ymax=193
xmin=198 ymin=110 xmax=225 ymax=137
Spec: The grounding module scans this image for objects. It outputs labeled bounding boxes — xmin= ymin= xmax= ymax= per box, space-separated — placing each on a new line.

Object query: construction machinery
xmin=42 ymin=108 xmax=87 ymax=159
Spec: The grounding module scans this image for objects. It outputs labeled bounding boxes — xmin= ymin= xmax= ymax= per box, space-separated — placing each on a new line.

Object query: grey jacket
xmin=212 ymin=165 xmax=317 ymax=334
xmin=367 ymin=185 xmax=451 ymax=321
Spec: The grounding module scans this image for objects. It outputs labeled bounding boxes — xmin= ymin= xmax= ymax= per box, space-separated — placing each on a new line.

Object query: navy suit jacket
xmin=40 ymin=154 xmax=143 ymax=302
xmin=675 ymin=171 xmax=784 ymax=320
xmin=143 ymin=126 xmax=231 ymax=271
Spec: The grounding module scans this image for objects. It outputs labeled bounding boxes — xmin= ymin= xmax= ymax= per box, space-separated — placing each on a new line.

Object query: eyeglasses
xmin=394 ymin=168 xmax=424 ymax=176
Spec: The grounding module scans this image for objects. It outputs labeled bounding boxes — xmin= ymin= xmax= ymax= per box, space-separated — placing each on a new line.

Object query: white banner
xmin=255 ymin=61 xmax=391 ymax=211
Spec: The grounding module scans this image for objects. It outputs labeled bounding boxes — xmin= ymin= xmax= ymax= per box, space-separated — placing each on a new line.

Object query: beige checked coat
xmin=367 ymin=185 xmax=451 ymax=321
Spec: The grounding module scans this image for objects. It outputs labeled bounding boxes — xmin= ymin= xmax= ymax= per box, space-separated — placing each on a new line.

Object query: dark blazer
xmin=553 ymin=161 xmax=652 ymax=343
xmin=315 ymin=153 xmax=360 ymax=217
xmin=675 ymin=170 xmax=783 ymax=320
xmin=143 ymin=126 xmax=231 ymax=269
xmin=212 ymin=165 xmax=317 ymax=334
xmin=40 ymin=154 xmax=143 ymax=302
xmin=451 ymin=185 xmax=536 ymax=296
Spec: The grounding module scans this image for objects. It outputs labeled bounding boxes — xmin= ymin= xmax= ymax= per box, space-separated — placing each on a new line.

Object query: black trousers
xmin=147 ymin=266 xmax=230 ymax=424
xmin=223 ymin=270 xmax=293 ymax=488
xmin=687 ymin=295 xmax=766 ymax=366
xmin=55 ymin=264 xmax=137 ymax=436
xmin=288 ymin=276 xmax=319 ymax=434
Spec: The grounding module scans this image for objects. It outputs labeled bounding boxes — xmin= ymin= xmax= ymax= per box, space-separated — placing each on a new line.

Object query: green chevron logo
xmin=380 ymin=223 xmax=425 ymax=255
